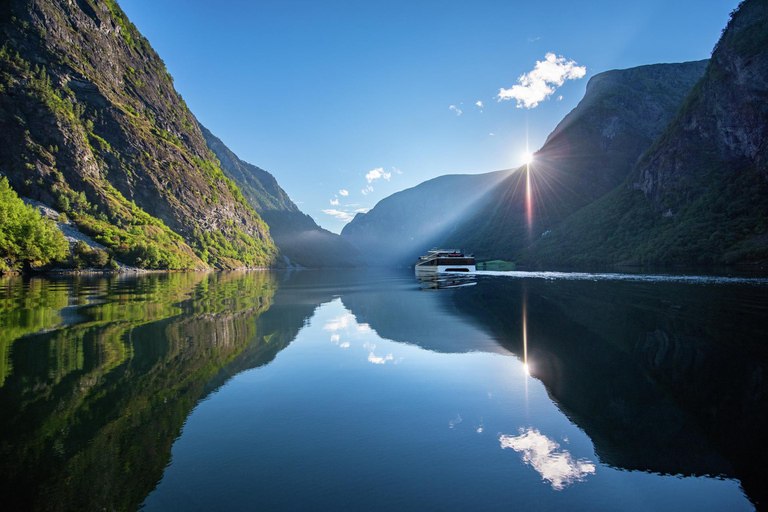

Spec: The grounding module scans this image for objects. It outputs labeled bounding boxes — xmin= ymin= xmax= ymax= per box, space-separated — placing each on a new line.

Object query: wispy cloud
xmin=361 ymin=184 xmax=374 ymax=195
xmin=476 ymin=100 xmax=483 ymax=107
xmin=330 ymin=198 xmax=339 ymax=205
xmin=355 ymin=208 xmax=371 ymax=214
xmin=489 ymin=132 xmax=495 ymax=136
xmin=339 ymin=189 xmax=349 ymax=196
xmin=497 ymin=53 xmax=586 ymax=108
xmin=528 ymin=36 xmax=541 ymax=43
xmin=322 ymin=209 xmax=355 ymax=222
xmin=449 ymin=104 xmax=462 ymax=116
xmin=366 ymin=167 xmax=392 ymax=183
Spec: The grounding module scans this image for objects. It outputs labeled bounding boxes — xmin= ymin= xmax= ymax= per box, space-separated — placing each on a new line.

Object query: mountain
xmin=441 ymin=60 xmax=708 ymax=261
xmin=199 ymin=125 xmax=363 ymax=267
xmin=342 ymin=59 xmax=707 ymax=266
xmin=0 ymin=0 xmax=276 ymax=269
xmin=527 ymin=0 xmax=768 ymax=266
xmin=340 ymin=170 xmax=512 ymax=266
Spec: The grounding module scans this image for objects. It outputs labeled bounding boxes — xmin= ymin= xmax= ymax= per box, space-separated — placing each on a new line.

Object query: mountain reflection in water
xmin=0 ymin=269 xmax=765 ymax=511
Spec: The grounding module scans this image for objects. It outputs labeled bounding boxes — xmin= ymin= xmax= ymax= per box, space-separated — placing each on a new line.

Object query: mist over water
xmin=0 ymin=269 xmax=765 ymax=511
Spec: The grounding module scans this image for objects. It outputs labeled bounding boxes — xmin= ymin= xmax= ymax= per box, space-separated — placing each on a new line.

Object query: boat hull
xmin=415 ymin=265 xmax=476 ymax=276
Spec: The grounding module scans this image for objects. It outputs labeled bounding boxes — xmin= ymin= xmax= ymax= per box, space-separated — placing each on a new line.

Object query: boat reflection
xmin=417 ymin=272 xmax=477 ymax=290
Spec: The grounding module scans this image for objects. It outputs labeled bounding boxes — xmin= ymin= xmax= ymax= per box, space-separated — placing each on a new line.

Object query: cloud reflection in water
xmin=500 ymin=428 xmax=595 ymax=490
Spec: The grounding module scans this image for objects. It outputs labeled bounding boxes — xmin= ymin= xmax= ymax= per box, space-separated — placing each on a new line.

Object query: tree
xmin=0 ymin=177 xmax=69 ymax=271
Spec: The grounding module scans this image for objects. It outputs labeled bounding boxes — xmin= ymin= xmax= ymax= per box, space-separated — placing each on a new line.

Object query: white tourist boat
xmin=415 ymin=249 xmax=476 ymax=276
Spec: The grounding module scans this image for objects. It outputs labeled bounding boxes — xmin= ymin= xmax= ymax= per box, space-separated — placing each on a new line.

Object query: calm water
xmin=1 ymin=269 xmax=767 ymax=511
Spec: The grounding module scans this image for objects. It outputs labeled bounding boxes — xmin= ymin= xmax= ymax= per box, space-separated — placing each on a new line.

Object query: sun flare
xmin=522 ymin=152 xmax=534 ymax=165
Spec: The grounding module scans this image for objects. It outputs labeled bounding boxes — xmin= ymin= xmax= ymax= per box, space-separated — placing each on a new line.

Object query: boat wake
xmin=474 ymin=270 xmax=768 ymax=286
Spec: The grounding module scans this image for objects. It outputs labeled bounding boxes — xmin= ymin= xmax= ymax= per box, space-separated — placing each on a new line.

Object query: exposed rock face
xmin=633 ymin=0 xmax=768 ymax=212
xmin=441 ymin=60 xmax=707 ymax=260
xmin=200 ymin=124 xmax=364 ymax=267
xmin=0 ymin=0 xmax=276 ymax=268
xmin=340 ymin=170 xmax=512 ymax=266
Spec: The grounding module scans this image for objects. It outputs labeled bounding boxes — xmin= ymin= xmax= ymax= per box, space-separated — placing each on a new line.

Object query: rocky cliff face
xmin=441 ymin=60 xmax=707 ymax=261
xmin=340 ymin=170 xmax=512 ymax=266
xmin=528 ymin=0 xmax=768 ymax=266
xmin=633 ymin=0 xmax=768 ymax=211
xmin=0 ymin=0 xmax=276 ymax=268
xmin=200 ymin=124 xmax=363 ymax=267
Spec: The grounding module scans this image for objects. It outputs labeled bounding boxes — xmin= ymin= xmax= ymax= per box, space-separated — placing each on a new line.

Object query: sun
xmin=522 ymin=151 xmax=534 ymax=165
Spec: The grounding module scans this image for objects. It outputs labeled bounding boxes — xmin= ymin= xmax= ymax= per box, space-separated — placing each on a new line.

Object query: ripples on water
xmin=0 ymin=269 xmax=766 ymax=511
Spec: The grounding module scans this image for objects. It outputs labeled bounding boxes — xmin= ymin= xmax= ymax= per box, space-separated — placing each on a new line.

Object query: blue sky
xmin=120 ymin=0 xmax=737 ymax=233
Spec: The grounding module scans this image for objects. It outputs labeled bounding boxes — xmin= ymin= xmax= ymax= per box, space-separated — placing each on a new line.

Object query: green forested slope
xmin=0 ymin=0 xmax=277 ymax=269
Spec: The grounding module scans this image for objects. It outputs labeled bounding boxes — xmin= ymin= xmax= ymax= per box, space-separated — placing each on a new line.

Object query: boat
xmin=415 ymin=249 xmax=476 ymax=276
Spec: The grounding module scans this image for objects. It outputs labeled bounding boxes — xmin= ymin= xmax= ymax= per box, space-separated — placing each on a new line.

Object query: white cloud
xmin=330 ymin=198 xmax=339 ymax=205
xmin=449 ymin=105 xmax=462 ymax=116
xmin=489 ymin=132 xmax=495 ymax=136
xmin=528 ymin=36 xmax=541 ymax=43
xmin=500 ymin=428 xmax=595 ymax=490
xmin=497 ymin=53 xmax=586 ymax=109
xmin=339 ymin=342 xmax=350 ymax=349
xmin=339 ymin=189 xmax=349 ymax=196
xmin=392 ymin=167 xmax=403 ymax=175
xmin=366 ymin=168 xmax=391 ymax=185
xmin=330 ymin=334 xmax=340 ymax=343
xmin=476 ymin=100 xmax=483 ymax=107
xmin=322 ymin=209 xmax=354 ymax=222
xmin=366 ymin=168 xmax=382 ymax=183
xmin=557 ymin=95 xmax=563 ymax=101
xmin=355 ymin=208 xmax=371 ymax=214
xmin=361 ymin=185 xmax=374 ymax=195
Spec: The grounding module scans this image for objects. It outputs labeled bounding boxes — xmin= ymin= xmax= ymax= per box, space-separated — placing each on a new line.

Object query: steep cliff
xmin=340 ymin=170 xmax=512 ymax=266
xmin=528 ymin=0 xmax=768 ymax=266
xmin=442 ymin=60 xmax=707 ymax=261
xmin=0 ymin=0 xmax=277 ymax=269
xmin=200 ymin=125 xmax=363 ymax=267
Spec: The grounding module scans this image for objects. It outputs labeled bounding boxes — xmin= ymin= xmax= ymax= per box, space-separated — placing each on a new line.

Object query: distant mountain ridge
xmin=200 ymin=124 xmax=363 ymax=267
xmin=340 ymin=170 xmax=512 ymax=266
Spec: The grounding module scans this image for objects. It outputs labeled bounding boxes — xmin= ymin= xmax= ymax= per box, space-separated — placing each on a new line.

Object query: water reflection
xmin=0 ymin=272 xmax=291 ymax=512
xmin=500 ymin=427 xmax=596 ymax=490
xmin=417 ymin=272 xmax=477 ymax=290
xmin=452 ymin=275 xmax=768 ymax=507
xmin=0 ymin=269 xmax=765 ymax=511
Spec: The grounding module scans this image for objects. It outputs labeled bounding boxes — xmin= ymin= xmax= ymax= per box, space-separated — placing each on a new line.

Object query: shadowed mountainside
xmin=442 ymin=60 xmax=708 ymax=261
xmin=527 ymin=0 xmax=768 ymax=265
